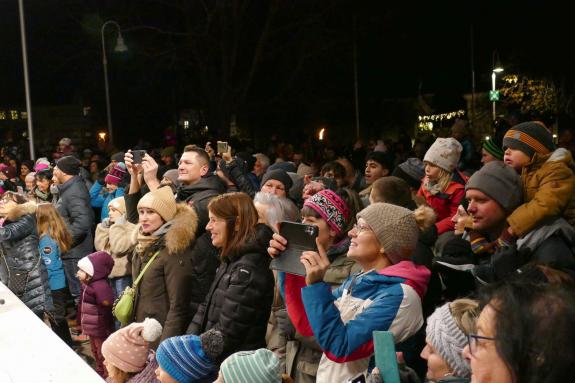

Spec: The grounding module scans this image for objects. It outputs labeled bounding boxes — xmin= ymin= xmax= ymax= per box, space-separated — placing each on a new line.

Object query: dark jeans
xmin=62 ymin=258 xmax=82 ymax=304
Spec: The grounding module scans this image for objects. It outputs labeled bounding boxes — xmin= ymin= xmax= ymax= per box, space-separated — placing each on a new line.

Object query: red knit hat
xmin=105 ymin=163 xmax=127 ymax=185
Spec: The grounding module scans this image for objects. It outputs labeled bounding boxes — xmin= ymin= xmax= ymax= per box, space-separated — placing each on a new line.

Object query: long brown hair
xmin=36 ymin=203 xmax=73 ymax=253
xmin=208 ymin=192 xmax=258 ymax=258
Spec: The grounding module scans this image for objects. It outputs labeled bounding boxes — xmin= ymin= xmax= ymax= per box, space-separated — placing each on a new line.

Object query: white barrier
xmin=0 ymin=282 xmax=104 ymax=382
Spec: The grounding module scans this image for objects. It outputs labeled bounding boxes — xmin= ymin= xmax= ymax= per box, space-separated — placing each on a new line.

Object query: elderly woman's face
xmin=463 ymin=304 xmax=514 ymax=383
xmin=421 ymin=340 xmax=452 ymax=381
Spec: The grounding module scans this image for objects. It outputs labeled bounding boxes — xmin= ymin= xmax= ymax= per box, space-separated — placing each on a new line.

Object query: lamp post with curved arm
xmin=101 ymin=21 xmax=127 ymax=147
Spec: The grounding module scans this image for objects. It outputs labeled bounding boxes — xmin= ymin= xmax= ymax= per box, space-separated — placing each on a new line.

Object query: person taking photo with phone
xmin=124 ymin=145 xmax=225 ymax=232
xmin=267 ymin=188 xmax=363 ymax=382
xmin=269 ymin=201 xmax=431 ymax=382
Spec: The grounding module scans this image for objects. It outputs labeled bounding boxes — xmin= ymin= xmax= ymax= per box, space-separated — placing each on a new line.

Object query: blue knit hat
xmin=156 ymin=330 xmax=223 ymax=383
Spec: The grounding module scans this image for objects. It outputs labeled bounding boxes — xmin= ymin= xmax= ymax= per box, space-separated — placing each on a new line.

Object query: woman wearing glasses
xmin=270 ymin=201 xmax=432 ymax=382
xmin=268 ymin=188 xmax=363 ymax=382
xmin=421 ymin=298 xmax=479 ymax=382
xmin=463 ymin=280 xmax=575 ymax=383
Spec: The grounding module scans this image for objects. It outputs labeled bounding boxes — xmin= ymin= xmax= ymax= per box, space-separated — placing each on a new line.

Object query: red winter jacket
xmin=417 ymin=170 xmax=467 ymax=235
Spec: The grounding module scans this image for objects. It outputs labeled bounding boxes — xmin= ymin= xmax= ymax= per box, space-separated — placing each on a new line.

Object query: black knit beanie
xmin=56 ymin=156 xmax=81 ymax=176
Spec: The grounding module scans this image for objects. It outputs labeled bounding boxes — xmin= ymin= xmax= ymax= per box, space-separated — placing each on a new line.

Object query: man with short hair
xmin=440 ymin=161 xmax=575 ymax=282
xmin=125 ymin=145 xmax=225 ymax=231
xmin=53 ymin=155 xmax=95 ymax=303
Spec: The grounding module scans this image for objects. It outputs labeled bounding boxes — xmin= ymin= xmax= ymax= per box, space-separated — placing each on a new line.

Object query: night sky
xmin=1 ymin=1 xmax=573 ymax=146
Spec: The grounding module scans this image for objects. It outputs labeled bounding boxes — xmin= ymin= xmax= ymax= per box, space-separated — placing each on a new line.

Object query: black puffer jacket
xmin=0 ymin=202 xmax=53 ymax=315
xmin=54 ymin=176 xmax=94 ymax=260
xmin=187 ymin=224 xmax=274 ymax=362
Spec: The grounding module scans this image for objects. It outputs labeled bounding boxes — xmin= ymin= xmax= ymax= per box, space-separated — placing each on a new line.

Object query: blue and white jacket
xmin=301 ymin=261 xmax=430 ymax=382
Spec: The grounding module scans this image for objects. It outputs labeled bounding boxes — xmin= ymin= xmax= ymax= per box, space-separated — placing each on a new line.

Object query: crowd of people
xmin=0 ymin=118 xmax=574 ymax=383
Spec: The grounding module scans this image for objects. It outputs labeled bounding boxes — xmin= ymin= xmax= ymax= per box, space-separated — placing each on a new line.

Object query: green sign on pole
xmin=489 ymin=90 xmax=500 ymax=102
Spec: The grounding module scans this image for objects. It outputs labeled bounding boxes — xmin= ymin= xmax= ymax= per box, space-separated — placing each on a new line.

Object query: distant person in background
xmin=359 ymin=151 xmax=393 ymax=205
xmin=451 ymin=119 xmax=476 ymax=173
xmin=481 ymin=138 xmax=504 ymax=165
xmin=53 ymin=137 xmax=76 ymax=160
xmin=158 ymin=146 xmax=177 ymax=179
xmin=253 ymin=153 xmax=271 ymax=183
xmin=20 ymin=160 xmax=35 ymax=185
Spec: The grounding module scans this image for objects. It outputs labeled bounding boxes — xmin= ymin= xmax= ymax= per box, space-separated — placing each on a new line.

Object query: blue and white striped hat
xmin=156 ymin=330 xmax=223 ymax=383
xmin=220 ymin=348 xmax=281 ymax=383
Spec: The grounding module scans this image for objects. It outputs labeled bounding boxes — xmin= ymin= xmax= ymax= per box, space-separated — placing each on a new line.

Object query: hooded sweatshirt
xmin=301 ymin=261 xmax=430 ymax=383
xmin=79 ymin=251 xmax=115 ymax=338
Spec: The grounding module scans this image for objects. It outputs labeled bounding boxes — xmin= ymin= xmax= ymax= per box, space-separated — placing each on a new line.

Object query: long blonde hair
xmin=36 ymin=203 xmax=73 ymax=253
xmin=424 ymin=162 xmax=453 ymax=193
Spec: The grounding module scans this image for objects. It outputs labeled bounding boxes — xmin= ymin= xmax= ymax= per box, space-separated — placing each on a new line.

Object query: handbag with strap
xmin=113 ymin=251 xmax=160 ymax=326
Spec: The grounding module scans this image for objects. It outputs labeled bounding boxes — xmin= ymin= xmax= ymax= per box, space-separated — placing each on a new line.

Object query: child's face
xmin=424 ymin=162 xmax=441 ymax=181
xmin=155 ymin=366 xmax=179 ymax=383
xmin=106 ymin=183 xmax=119 ymax=193
xmin=504 ymin=147 xmax=531 ymax=171
xmin=108 ymin=207 xmax=122 ymax=222
xmin=76 ymin=269 xmax=90 ymax=283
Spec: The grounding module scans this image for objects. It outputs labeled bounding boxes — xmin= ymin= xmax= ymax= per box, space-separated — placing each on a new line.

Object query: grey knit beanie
xmin=426 ymin=303 xmax=471 ymax=378
xmin=357 ymin=203 xmax=419 ymax=264
xmin=424 ymin=138 xmax=462 ymax=172
xmin=465 ymin=161 xmax=522 ymax=212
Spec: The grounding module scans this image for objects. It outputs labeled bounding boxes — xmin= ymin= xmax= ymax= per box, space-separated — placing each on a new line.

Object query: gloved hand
xmin=97 ymin=169 xmax=107 ymax=185
xmin=435 ymin=236 xmax=477 ymax=267
xmin=275 ymin=308 xmax=296 ymax=339
xmin=473 ymin=245 xmax=531 ymax=284
xmin=100 ymin=217 xmax=112 ymax=229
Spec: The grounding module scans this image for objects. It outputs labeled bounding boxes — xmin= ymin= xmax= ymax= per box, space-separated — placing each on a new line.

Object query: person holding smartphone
xmin=267 ymin=188 xmax=363 ymax=382
xmin=269 ymin=201 xmax=432 ymax=382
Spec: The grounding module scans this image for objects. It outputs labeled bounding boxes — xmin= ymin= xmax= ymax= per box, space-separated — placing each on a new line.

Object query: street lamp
xmin=101 ymin=21 xmax=127 ymax=147
xmin=491 ymin=50 xmax=504 ymax=121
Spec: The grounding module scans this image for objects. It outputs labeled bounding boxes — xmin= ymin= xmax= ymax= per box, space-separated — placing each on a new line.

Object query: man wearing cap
xmin=440 ymin=161 xmax=575 ymax=282
xmin=53 ymin=155 xmax=95 ymax=304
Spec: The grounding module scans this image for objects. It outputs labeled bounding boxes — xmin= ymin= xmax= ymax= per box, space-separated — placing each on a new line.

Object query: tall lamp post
xmin=491 ymin=50 xmax=504 ymax=121
xmin=101 ymin=21 xmax=127 ymax=148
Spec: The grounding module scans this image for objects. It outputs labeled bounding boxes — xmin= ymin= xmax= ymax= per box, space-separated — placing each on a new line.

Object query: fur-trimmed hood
xmin=3 ymin=201 xmax=37 ymax=221
xmin=132 ymin=202 xmax=198 ymax=255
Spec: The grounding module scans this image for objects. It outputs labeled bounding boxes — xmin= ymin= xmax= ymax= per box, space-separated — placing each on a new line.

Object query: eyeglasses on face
xmin=467 ymin=333 xmax=496 ymax=355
